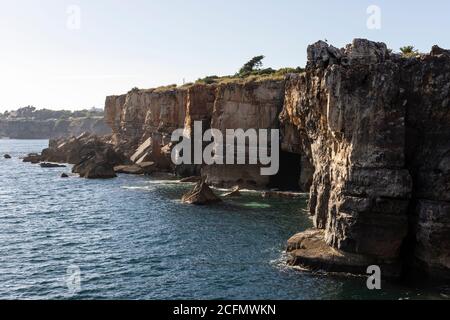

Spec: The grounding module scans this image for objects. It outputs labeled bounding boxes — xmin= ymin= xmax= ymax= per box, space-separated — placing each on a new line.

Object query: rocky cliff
xmin=103 ymin=39 xmax=449 ymax=281
xmin=105 ymin=79 xmax=310 ymax=190
xmin=0 ymin=117 xmax=111 ymax=139
xmin=283 ymin=39 xmax=450 ymax=281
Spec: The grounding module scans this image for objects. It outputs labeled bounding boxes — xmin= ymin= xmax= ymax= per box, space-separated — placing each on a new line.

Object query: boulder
xmin=3 ymin=154 xmax=11 ymax=159
xmin=287 ymin=229 xmax=401 ymax=279
xmin=114 ymin=165 xmax=144 ymax=175
xmin=72 ymin=146 xmax=121 ymax=179
xmin=182 ymin=180 xmax=222 ymax=205
xmin=61 ymin=173 xmax=69 ymax=178
xmin=22 ymin=153 xmax=42 ymax=164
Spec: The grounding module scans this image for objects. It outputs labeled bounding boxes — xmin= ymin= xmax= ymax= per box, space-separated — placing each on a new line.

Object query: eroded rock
xmin=182 ymin=180 xmax=222 ymax=205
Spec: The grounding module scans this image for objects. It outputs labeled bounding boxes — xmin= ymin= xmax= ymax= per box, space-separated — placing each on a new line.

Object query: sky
xmin=0 ymin=0 xmax=449 ymax=112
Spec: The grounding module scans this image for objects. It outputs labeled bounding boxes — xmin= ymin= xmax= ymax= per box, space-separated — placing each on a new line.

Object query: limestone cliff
xmin=282 ymin=39 xmax=450 ymax=281
xmin=103 ymin=39 xmax=449 ymax=281
xmin=104 ymin=80 xmax=307 ymax=189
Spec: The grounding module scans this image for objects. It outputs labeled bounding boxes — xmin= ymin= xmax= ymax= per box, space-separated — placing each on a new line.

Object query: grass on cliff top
xmin=126 ymin=56 xmax=305 ymax=94
xmin=195 ymin=67 xmax=304 ymax=85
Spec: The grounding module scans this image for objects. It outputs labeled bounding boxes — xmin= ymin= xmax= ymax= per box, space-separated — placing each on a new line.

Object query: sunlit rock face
xmin=105 ymin=80 xmax=308 ymax=189
xmin=204 ymin=80 xmax=286 ymax=188
xmin=105 ymin=88 xmax=187 ymax=162
xmin=283 ymin=39 xmax=450 ymax=280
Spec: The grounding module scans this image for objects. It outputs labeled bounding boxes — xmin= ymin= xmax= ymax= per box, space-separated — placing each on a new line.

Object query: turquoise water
xmin=0 ymin=139 xmax=447 ymax=300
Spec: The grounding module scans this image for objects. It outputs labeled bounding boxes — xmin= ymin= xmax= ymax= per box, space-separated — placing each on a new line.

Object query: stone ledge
xmin=286 ymin=229 xmax=402 ymax=279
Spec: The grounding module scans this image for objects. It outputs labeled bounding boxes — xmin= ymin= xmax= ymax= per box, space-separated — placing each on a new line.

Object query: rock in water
xmin=223 ymin=186 xmax=241 ymax=198
xmin=4 ymin=154 xmax=11 ymax=159
xmin=22 ymin=153 xmax=42 ymax=164
xmin=72 ymin=149 xmax=118 ymax=179
xmin=182 ymin=180 xmax=222 ymax=205
xmin=286 ymin=230 xmax=401 ymax=278
xmin=61 ymin=173 xmax=69 ymax=178
xmin=180 ymin=176 xmax=202 ymax=183
xmin=40 ymin=163 xmax=67 ymax=168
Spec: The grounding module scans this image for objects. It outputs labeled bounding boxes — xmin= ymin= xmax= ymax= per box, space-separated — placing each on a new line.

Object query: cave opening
xmin=269 ymin=150 xmax=303 ymax=191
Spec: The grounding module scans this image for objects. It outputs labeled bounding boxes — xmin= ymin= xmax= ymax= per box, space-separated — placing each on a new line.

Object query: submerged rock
xmin=40 ymin=163 xmax=67 ymax=168
xmin=61 ymin=173 xmax=69 ymax=178
xmin=3 ymin=154 xmax=11 ymax=159
xmin=182 ymin=180 xmax=222 ymax=205
xmin=22 ymin=153 xmax=42 ymax=164
xmin=180 ymin=176 xmax=202 ymax=183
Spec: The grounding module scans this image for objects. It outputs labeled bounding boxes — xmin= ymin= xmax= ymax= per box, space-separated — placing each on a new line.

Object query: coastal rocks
xmin=113 ymin=162 xmax=156 ymax=175
xmin=282 ymin=39 xmax=450 ymax=280
xmin=22 ymin=153 xmax=42 ymax=164
xmin=0 ymin=117 xmax=111 ymax=140
xmin=182 ymin=180 xmax=222 ymax=205
xmin=262 ymin=191 xmax=303 ymax=199
xmin=3 ymin=154 xmax=11 ymax=159
xmin=286 ymin=230 xmax=401 ymax=278
xmin=41 ymin=133 xmax=128 ymax=167
xmin=40 ymin=163 xmax=67 ymax=168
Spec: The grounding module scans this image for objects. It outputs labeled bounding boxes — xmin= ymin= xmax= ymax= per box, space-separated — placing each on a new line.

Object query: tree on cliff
xmin=238 ymin=55 xmax=265 ymax=75
xmin=400 ymin=46 xmax=420 ymax=58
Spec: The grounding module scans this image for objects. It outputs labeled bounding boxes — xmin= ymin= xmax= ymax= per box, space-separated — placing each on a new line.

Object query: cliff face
xmin=103 ymin=39 xmax=449 ymax=280
xmin=204 ymin=80 xmax=285 ymax=188
xmin=105 ymin=80 xmax=305 ymax=189
xmin=105 ymin=89 xmax=187 ymax=147
xmin=283 ymin=39 xmax=450 ymax=280
xmin=0 ymin=117 xmax=111 ymax=139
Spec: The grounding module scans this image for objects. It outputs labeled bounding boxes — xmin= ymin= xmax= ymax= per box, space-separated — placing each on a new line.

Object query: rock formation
xmin=282 ymin=39 xmax=450 ymax=281
xmin=182 ymin=179 xmax=222 ymax=205
xmin=30 ymin=133 xmax=127 ymax=179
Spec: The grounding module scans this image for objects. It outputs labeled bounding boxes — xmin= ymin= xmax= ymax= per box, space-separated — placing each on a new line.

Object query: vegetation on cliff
xmin=196 ymin=56 xmax=304 ymax=85
xmin=0 ymin=106 xmax=104 ymax=120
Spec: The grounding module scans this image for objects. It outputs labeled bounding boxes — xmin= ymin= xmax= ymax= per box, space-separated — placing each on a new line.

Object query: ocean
xmin=0 ymin=139 xmax=446 ymax=300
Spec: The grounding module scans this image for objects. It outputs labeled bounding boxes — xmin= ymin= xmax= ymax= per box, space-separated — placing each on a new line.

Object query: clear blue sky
xmin=1 ymin=0 xmax=449 ymax=111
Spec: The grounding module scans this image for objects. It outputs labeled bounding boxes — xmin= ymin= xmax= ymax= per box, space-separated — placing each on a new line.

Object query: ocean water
xmin=0 ymin=139 xmax=447 ymax=300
